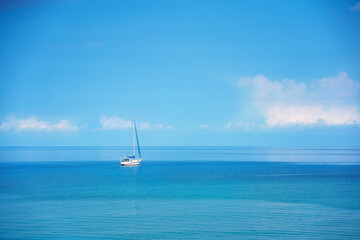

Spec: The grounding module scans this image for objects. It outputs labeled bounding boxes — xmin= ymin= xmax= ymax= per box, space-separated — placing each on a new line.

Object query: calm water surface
xmin=0 ymin=147 xmax=360 ymax=239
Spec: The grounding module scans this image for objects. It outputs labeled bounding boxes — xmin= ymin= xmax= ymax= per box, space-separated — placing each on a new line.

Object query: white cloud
xmin=266 ymin=105 xmax=360 ymax=126
xmin=224 ymin=121 xmax=254 ymax=130
xmin=0 ymin=116 xmax=79 ymax=131
xmin=138 ymin=122 xmax=172 ymax=130
xmin=238 ymin=72 xmax=360 ymax=127
xmin=138 ymin=122 xmax=174 ymax=130
xmin=199 ymin=124 xmax=211 ymax=129
xmin=100 ymin=115 xmax=173 ymax=130
xmin=350 ymin=1 xmax=360 ymax=11
xmin=138 ymin=122 xmax=152 ymax=129
xmin=100 ymin=115 xmax=131 ymax=130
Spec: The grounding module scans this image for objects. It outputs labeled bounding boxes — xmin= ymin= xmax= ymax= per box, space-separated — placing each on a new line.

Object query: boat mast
xmin=134 ymin=117 xmax=141 ymax=158
xmin=133 ymin=116 xmax=135 ymax=157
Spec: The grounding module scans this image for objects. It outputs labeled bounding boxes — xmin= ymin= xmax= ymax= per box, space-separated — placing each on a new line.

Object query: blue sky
xmin=0 ymin=0 xmax=360 ymax=146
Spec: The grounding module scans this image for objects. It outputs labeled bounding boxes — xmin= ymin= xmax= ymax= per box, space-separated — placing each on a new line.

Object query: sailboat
xmin=121 ymin=116 xmax=142 ymax=166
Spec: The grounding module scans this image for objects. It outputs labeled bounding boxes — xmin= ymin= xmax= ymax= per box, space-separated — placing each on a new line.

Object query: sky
xmin=0 ymin=0 xmax=360 ymax=146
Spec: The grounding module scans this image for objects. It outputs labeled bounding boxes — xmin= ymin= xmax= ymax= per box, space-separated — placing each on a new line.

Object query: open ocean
xmin=0 ymin=147 xmax=360 ymax=239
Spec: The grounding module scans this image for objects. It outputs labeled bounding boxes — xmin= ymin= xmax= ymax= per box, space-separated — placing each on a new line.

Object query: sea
xmin=0 ymin=146 xmax=360 ymax=239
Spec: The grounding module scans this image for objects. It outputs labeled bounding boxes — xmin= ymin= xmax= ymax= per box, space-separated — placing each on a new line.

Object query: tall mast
xmin=133 ymin=116 xmax=135 ymax=156
xmin=134 ymin=117 xmax=141 ymax=158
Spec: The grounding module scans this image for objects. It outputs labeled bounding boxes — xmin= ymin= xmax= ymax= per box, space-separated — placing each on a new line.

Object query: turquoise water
xmin=1 ymin=147 xmax=360 ymax=239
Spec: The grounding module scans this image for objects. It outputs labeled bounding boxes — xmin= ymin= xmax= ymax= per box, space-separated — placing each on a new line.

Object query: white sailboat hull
xmin=121 ymin=158 xmax=142 ymax=166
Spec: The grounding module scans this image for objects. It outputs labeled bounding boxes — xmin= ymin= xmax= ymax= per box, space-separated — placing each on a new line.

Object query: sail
xmin=121 ymin=116 xmax=142 ymax=166
xmin=134 ymin=117 xmax=141 ymax=158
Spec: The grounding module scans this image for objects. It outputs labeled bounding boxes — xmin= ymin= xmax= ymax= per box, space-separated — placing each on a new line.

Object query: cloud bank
xmin=238 ymin=72 xmax=360 ymax=127
xmin=0 ymin=116 xmax=79 ymax=131
xmin=224 ymin=121 xmax=257 ymax=130
xmin=100 ymin=115 xmax=173 ymax=130
xmin=100 ymin=115 xmax=132 ymax=130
